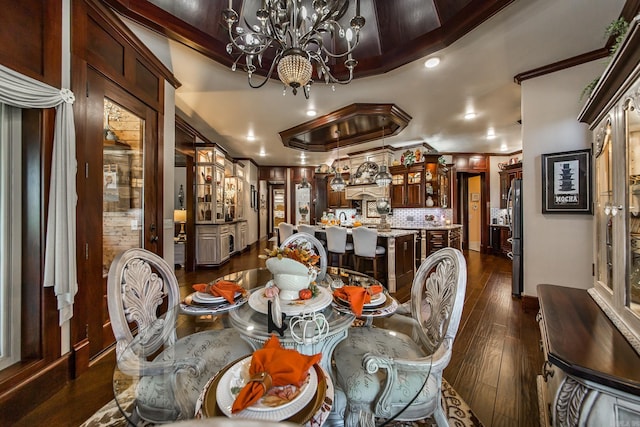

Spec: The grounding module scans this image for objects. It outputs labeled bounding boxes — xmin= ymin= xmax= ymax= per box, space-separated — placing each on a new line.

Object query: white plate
xmin=248 ymin=283 xmax=332 ymax=316
xmin=192 ymin=291 xmax=240 ymax=304
xmin=216 ymin=356 xmax=317 ymax=420
xmin=337 ymin=291 xmax=386 ymax=308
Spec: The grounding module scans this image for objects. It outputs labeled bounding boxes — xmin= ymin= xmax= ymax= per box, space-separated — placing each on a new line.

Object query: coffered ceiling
xmin=103 ymin=0 xmax=632 ymax=166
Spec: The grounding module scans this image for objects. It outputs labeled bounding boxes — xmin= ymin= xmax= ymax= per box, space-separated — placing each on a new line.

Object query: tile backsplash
xmin=332 ymin=206 xmax=453 ymax=228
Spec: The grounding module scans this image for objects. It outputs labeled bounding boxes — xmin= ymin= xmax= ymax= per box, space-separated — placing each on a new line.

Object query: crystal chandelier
xmin=374 ymin=122 xmax=392 ymax=187
xmin=222 ymin=0 xmax=365 ymax=98
xmin=330 ymin=130 xmax=346 ymax=192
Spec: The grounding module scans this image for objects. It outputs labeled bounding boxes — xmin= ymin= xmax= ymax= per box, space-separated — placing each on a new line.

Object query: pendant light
xmin=330 ymin=130 xmax=346 ymax=192
xmin=374 ymin=121 xmax=392 ymax=187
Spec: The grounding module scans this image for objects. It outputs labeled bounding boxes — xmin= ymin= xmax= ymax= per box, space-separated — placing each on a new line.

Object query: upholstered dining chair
xmin=333 ymin=247 xmax=467 ymax=427
xmin=351 ymin=226 xmax=385 ymax=281
xmin=107 ymin=248 xmax=252 ymax=423
xmin=297 ymin=223 xmax=316 ymax=236
xmin=280 ymin=232 xmax=328 ymax=282
xmin=325 ymin=225 xmax=354 ymax=270
xmin=278 ymin=222 xmax=295 ymax=245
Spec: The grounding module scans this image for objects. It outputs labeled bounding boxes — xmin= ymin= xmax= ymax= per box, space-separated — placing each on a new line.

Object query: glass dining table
xmin=112 ymin=266 xmax=428 ymax=427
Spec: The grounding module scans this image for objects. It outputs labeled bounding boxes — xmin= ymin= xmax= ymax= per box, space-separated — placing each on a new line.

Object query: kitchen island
xmin=296 ymin=226 xmax=417 ymax=294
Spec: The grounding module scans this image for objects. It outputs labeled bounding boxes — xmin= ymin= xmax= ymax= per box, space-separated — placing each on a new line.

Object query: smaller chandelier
xmin=374 ymin=123 xmax=392 ymax=187
xmin=223 ymin=0 xmax=365 ymax=99
xmin=330 ymin=130 xmax=346 ymax=192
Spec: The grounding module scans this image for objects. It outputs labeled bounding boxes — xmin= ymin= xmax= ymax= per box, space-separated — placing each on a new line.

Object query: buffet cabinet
xmin=537 ymin=285 xmax=640 ymax=427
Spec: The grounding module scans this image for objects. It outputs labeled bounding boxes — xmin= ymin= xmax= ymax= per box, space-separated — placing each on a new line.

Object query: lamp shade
xmin=174 ymin=209 xmax=187 ymax=223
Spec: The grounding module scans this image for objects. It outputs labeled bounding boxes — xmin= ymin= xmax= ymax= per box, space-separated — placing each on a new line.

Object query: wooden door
xmin=76 ymin=68 xmax=161 ymax=360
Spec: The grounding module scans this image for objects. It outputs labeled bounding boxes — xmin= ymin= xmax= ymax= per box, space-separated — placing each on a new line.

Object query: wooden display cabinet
xmin=499 ymin=163 xmax=522 ymax=209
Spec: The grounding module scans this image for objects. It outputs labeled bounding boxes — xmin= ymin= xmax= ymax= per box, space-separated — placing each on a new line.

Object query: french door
xmin=76 ymin=68 xmax=162 ymax=360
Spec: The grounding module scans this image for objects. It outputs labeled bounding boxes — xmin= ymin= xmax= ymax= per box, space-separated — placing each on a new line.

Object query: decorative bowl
xmin=266 ymin=257 xmax=317 ymax=300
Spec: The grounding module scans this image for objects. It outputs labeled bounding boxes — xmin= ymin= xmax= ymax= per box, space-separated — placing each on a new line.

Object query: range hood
xmin=345 ymin=184 xmax=388 ymax=200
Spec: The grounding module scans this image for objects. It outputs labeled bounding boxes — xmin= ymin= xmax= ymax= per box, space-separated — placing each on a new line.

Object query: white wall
xmin=521 ymin=60 xmax=606 ymax=296
xmin=245 ymin=161 xmax=259 ymax=245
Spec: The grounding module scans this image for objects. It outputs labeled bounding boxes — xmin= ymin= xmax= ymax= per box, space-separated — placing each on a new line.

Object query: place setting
xmin=330 ymin=279 xmax=398 ymax=318
xmin=194 ymin=335 xmax=333 ymax=425
xmin=181 ymin=279 xmax=249 ymax=315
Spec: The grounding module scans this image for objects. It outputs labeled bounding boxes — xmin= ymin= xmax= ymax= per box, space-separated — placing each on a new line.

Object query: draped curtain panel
xmin=0 ymin=64 xmax=77 ymax=325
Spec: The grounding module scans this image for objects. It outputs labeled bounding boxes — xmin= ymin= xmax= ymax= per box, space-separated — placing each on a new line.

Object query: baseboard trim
xmin=0 ymin=354 xmax=71 ymax=424
xmin=522 ymin=295 xmax=540 ymax=313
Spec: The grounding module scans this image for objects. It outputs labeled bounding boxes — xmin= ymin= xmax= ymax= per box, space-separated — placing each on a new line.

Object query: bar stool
xmin=352 ymin=227 xmax=385 ymax=281
xmin=277 ymin=222 xmax=295 ymax=246
xmin=298 ymin=224 xmax=326 ymax=251
xmin=325 ymin=226 xmax=354 ymax=270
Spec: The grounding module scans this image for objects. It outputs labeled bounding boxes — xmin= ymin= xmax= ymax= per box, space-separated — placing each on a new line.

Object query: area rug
xmin=80 ymin=379 xmax=483 ymax=427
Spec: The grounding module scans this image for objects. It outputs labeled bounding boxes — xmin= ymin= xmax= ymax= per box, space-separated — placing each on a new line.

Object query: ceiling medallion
xmin=222 ymin=0 xmax=365 ymax=99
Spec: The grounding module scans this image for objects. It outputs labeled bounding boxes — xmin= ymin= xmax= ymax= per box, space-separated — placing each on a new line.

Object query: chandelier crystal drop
xmin=223 ymin=0 xmax=365 ymax=99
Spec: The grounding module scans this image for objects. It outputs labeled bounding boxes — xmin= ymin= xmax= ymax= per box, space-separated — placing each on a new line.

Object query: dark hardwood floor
xmin=12 ymin=240 xmax=542 ymax=427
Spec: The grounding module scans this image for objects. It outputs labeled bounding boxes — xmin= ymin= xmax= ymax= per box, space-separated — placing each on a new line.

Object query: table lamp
xmin=174 ymin=209 xmax=187 ymax=241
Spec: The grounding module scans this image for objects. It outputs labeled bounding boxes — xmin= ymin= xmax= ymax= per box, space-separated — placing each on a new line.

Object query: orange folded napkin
xmin=192 ymin=280 xmax=244 ymax=304
xmin=231 ymin=335 xmax=321 ymax=413
xmin=333 ymin=285 xmax=383 ymax=316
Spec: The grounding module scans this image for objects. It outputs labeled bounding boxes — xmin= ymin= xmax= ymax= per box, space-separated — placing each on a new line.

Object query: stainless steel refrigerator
xmin=507 ymin=178 xmax=523 ymax=296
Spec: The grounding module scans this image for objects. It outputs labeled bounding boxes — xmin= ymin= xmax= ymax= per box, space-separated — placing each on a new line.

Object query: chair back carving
xmin=325 ymin=226 xmax=348 ymax=253
xmin=280 ymin=233 xmax=328 ymax=282
xmin=410 ymin=247 xmax=467 ymax=355
xmin=107 ymin=248 xmax=180 ymax=360
xmin=352 ymin=226 xmax=378 ymax=258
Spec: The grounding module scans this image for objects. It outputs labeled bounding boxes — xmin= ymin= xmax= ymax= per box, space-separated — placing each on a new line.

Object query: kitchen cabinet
xmin=394 ymin=233 xmax=415 ymax=291
xmin=425 ymin=227 xmax=462 ymax=256
xmin=489 ymin=225 xmax=511 ymax=257
xmin=327 ymin=174 xmax=350 ymax=208
xmin=390 ymin=164 xmax=423 ymax=207
xmin=499 ymin=163 xmax=522 ymax=209
xmin=390 ymin=155 xmax=447 ymax=208
xmin=578 ymin=16 xmax=640 ymax=353
xmin=236 ymin=220 xmax=247 ymax=252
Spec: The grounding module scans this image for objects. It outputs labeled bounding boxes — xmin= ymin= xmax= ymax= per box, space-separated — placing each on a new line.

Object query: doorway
xmin=76 ymin=68 xmax=162 ymax=360
xmin=269 ymin=184 xmax=285 ymax=238
xmin=457 ymin=172 xmax=485 ymax=252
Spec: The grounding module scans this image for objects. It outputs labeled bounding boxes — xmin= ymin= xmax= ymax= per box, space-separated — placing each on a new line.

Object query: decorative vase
xmin=266 ymin=257 xmax=317 ymax=300
xmin=426 ymin=196 xmax=435 ymax=207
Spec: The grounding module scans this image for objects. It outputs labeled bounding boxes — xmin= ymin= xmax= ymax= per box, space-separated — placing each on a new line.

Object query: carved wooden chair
xmin=333 ymin=247 xmax=467 ymax=426
xmin=107 ymin=248 xmax=252 ymax=423
xmin=280 ymin=232 xmax=328 ymax=283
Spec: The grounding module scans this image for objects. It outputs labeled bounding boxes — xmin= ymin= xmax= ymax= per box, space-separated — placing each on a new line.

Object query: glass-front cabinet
xmin=580 ymin=18 xmax=640 ymax=352
xmin=195 ymin=147 xmax=225 ymax=223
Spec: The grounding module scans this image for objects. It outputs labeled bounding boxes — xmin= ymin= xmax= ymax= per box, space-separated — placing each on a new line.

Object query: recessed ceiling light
xmin=424 ymin=57 xmax=440 ymax=69
xmin=487 ymin=128 xmax=496 ymax=139
xmin=464 ymin=112 xmax=476 ymax=120
xmin=247 ymin=134 xmax=256 ymax=141
xmin=259 ymin=149 xmax=266 ymax=157
xmin=306 ymin=110 xmax=317 ymax=117
xmin=500 ymin=144 xmax=508 ymax=151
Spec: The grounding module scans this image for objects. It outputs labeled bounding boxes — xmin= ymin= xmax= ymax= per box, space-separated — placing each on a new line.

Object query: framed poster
xmin=541 ymin=149 xmax=592 ymax=214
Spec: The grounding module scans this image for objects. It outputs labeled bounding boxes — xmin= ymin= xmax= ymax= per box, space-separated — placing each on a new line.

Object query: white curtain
xmin=0 ymin=64 xmax=77 ymax=325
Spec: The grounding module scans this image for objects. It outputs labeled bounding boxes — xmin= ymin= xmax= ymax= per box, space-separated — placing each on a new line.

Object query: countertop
xmin=304 ymin=225 xmax=417 ymax=238
xmin=393 ymin=224 xmax=462 ymax=230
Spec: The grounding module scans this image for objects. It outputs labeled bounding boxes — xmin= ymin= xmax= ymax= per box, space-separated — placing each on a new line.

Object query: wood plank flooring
xmin=12 ymin=240 xmax=542 ymax=427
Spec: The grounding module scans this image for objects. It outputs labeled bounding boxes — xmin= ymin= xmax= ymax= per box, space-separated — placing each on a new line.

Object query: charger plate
xmin=201 ymin=356 xmax=327 ymax=425
xmin=216 ymin=355 xmax=317 ymax=418
xmin=180 ymin=291 xmax=248 ymax=315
